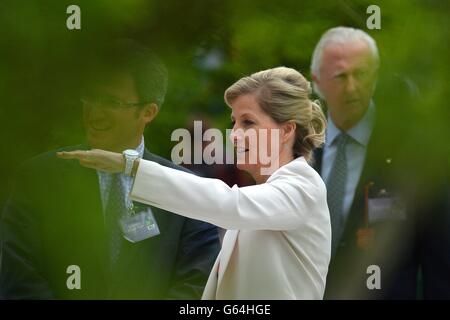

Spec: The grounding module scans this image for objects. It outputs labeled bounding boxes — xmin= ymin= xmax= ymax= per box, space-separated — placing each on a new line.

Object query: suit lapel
xmin=56 ymin=146 xmax=108 ymax=296
xmin=340 ymin=122 xmax=389 ymax=245
xmin=339 ymin=162 xmax=369 ymax=246
xmin=217 ymin=230 xmax=239 ymax=290
xmin=313 ymin=147 xmax=324 ymax=175
xmin=68 ymin=144 xmax=106 ymax=241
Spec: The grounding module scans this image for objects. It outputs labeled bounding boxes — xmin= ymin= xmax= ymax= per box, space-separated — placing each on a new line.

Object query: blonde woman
xmin=58 ymin=67 xmax=331 ymax=299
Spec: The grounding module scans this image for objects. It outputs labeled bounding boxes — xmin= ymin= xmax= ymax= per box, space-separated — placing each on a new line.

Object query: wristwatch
xmin=122 ymin=149 xmax=140 ymax=176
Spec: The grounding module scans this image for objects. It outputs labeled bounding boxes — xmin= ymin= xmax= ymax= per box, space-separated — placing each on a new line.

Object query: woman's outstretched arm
xmin=57 ymin=149 xmax=327 ymax=231
xmin=130 ymin=158 xmax=325 ymax=231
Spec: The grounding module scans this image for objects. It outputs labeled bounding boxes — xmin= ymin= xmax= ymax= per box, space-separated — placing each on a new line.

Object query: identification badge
xmin=368 ymin=197 xmax=406 ymax=224
xmin=119 ymin=207 xmax=160 ymax=243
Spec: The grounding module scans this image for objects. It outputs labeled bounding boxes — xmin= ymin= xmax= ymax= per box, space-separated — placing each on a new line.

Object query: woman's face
xmin=229 ymin=94 xmax=286 ymax=180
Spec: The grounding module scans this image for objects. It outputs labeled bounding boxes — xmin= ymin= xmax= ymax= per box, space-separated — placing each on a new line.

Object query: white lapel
xmin=217 ymin=230 xmax=239 ymax=289
xmin=201 ymin=256 xmax=220 ymax=299
xmin=201 ymin=230 xmax=239 ymax=299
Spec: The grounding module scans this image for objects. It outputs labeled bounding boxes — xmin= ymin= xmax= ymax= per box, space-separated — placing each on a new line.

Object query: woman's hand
xmin=57 ymin=149 xmax=124 ymax=173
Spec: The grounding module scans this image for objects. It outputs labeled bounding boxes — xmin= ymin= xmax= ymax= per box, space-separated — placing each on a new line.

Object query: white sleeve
xmin=130 ymin=159 xmax=324 ymax=231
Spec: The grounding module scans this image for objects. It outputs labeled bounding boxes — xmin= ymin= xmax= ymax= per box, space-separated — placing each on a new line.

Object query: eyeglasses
xmin=80 ymin=96 xmax=150 ymax=110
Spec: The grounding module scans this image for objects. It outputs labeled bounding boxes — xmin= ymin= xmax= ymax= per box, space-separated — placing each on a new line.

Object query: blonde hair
xmin=224 ymin=66 xmax=326 ymax=163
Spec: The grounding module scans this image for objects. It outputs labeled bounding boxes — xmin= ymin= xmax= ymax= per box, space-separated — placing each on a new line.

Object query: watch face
xmin=123 ymin=149 xmax=139 ymax=157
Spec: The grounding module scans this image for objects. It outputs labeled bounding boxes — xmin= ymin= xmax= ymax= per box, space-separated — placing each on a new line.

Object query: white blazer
xmin=130 ymin=156 xmax=331 ymax=299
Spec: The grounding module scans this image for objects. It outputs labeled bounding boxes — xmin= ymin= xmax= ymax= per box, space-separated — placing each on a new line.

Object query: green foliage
xmin=1 ymin=0 xmax=448 ymax=203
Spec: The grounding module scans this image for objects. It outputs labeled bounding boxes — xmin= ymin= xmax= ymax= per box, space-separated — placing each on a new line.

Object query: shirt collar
xmin=136 ymin=136 xmax=145 ymax=158
xmin=325 ymin=101 xmax=375 ymax=147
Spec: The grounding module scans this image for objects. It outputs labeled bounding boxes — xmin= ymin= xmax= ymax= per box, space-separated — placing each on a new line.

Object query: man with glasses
xmin=0 ymin=39 xmax=220 ymax=299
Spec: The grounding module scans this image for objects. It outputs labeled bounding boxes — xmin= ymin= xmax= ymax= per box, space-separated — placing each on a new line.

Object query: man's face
xmin=83 ymin=72 xmax=157 ymax=152
xmin=313 ymin=40 xmax=378 ymax=130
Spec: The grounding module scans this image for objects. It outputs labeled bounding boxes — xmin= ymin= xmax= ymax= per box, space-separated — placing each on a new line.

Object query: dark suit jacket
xmin=0 ymin=145 xmax=220 ymax=299
xmin=314 ymin=105 xmax=450 ymax=300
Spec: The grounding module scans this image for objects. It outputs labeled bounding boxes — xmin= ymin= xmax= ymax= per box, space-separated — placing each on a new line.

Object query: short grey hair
xmin=311 ymin=27 xmax=379 ymax=97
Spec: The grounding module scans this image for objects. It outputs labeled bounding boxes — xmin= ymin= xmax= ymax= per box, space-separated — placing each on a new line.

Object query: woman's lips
xmin=236 ymin=147 xmax=249 ymax=154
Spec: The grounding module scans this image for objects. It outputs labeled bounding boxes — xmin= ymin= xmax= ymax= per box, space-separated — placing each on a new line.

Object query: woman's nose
xmin=229 ymin=128 xmax=238 ymax=144
xmin=229 ymin=127 xmax=244 ymax=145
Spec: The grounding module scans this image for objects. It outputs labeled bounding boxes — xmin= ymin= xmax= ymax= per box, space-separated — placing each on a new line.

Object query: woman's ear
xmin=281 ymin=121 xmax=296 ymax=144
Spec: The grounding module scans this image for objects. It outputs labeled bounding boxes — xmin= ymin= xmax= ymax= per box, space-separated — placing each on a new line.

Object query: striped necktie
xmin=105 ymin=173 xmax=128 ymax=268
xmin=327 ymin=133 xmax=350 ymax=256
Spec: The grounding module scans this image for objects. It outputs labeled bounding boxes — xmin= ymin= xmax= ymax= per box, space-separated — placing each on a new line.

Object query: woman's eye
xmin=243 ymin=120 xmax=254 ymax=126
